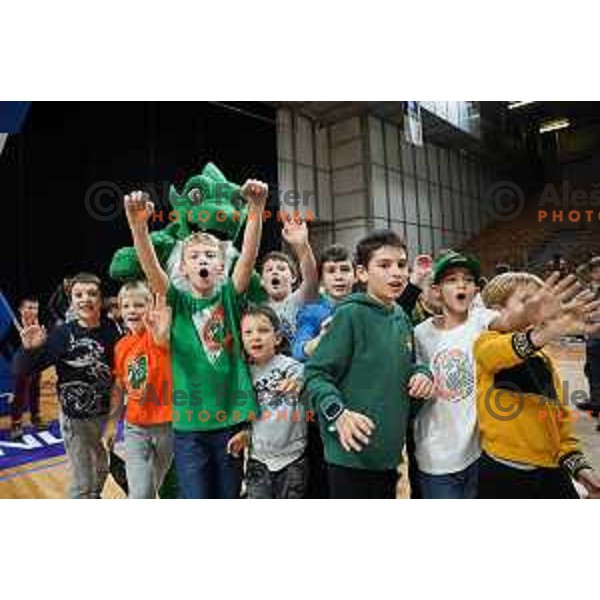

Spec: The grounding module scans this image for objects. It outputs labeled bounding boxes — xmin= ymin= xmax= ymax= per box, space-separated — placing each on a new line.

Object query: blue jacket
xmin=292 ymin=296 xmax=336 ymax=362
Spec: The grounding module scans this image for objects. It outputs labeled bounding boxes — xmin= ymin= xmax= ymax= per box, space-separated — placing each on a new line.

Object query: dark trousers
xmin=11 ymin=372 xmax=40 ymax=424
xmin=173 ymin=427 xmax=243 ymax=499
xmin=406 ymin=419 xmax=422 ymax=499
xmin=478 ymin=453 xmax=579 ymax=499
xmin=306 ymin=419 xmax=329 ymax=498
xmin=328 ymin=464 xmax=398 ymax=499
xmin=246 ymin=454 xmax=309 ymax=499
xmin=585 ymin=339 xmax=600 ymax=409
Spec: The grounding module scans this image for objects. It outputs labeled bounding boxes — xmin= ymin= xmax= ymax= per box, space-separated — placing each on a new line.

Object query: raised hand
xmin=534 ymin=273 xmax=584 ymax=324
xmin=124 ymin=190 xmax=154 ymax=230
xmin=530 ymin=285 xmax=600 ymax=347
xmin=21 ymin=313 xmax=39 ymax=329
xmin=503 ymin=272 xmax=581 ymax=331
xmin=143 ymin=294 xmax=172 ymax=347
xmin=282 ymin=213 xmax=309 ymax=248
xmin=20 ymin=324 xmax=47 ymax=350
xmin=241 ymin=179 xmax=269 ymax=211
xmin=410 ymin=255 xmax=433 ymax=287
xmin=562 ymin=288 xmax=600 ymax=320
xmin=550 ymin=291 xmax=600 ymax=338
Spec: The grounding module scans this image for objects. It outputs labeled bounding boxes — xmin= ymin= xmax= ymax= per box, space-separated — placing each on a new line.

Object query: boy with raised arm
xmin=123 ymin=181 xmax=268 ymax=499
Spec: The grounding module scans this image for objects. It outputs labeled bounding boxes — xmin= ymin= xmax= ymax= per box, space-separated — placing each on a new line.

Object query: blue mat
xmin=0 ymin=420 xmax=125 ymax=473
xmin=0 ymin=420 xmax=64 ymax=471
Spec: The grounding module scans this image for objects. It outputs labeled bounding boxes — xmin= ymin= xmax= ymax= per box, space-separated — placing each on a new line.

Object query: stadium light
xmin=539 ymin=118 xmax=570 ymax=134
xmin=507 ymin=101 xmax=536 ymax=110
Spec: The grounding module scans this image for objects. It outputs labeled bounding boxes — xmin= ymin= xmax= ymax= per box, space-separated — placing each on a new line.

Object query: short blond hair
xmin=481 ymin=272 xmax=544 ymax=309
xmin=118 ymin=280 xmax=152 ymax=306
xmin=182 ymin=231 xmax=225 ymax=259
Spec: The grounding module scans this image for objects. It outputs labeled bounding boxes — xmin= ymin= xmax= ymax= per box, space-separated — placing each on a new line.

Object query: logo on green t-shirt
xmin=191 ymin=305 xmax=233 ymax=365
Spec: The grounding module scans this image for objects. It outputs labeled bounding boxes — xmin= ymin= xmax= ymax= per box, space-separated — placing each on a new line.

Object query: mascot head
xmin=169 ymin=162 xmax=248 ymax=242
xmin=110 ymin=162 xmax=250 ymax=283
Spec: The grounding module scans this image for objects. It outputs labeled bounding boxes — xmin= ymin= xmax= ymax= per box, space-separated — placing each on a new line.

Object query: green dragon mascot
xmin=109 ymin=162 xmax=250 ymax=287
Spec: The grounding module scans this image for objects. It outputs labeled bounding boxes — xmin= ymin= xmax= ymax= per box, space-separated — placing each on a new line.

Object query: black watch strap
xmin=322 ymin=397 xmax=345 ymax=423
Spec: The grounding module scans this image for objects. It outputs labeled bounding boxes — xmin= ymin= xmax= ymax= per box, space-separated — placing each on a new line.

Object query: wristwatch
xmin=322 ymin=397 xmax=345 ymax=423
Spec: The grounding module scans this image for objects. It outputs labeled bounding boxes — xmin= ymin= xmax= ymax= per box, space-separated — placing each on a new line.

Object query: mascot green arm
xmin=109 ymin=225 xmax=178 ymax=282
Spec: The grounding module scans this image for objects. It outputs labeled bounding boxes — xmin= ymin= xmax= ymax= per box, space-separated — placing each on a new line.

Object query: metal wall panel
xmin=295 ymin=115 xmax=314 ymax=166
xmin=371 ymin=165 xmax=388 ymax=221
xmin=417 ymin=178 xmax=431 ymax=226
xmin=369 ymin=116 xmax=385 ymax=165
xmin=403 ymin=176 xmax=418 ymax=224
xmin=384 ymin=122 xmax=400 ymax=171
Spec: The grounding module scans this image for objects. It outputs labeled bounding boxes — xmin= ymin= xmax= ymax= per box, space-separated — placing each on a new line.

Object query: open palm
xmin=282 ymin=215 xmax=308 ymax=247
xmin=144 ymin=295 xmax=171 ymax=346
xmin=20 ymin=324 xmax=47 ymax=349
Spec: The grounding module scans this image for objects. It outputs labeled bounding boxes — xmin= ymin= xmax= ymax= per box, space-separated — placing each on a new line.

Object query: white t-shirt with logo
xmin=413 ymin=307 xmax=498 ymax=475
xmin=268 ymin=289 xmax=304 ymax=342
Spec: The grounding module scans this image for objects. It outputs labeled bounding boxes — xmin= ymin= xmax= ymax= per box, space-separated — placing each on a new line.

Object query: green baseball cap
xmin=432 ymin=251 xmax=481 ymax=284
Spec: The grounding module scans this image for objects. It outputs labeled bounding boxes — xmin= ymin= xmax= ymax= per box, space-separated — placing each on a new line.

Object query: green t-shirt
xmin=167 ymin=274 xmax=266 ymax=432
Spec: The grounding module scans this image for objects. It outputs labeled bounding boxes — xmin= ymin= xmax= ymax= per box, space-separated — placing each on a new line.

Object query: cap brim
xmin=433 ymin=258 xmax=481 ymax=284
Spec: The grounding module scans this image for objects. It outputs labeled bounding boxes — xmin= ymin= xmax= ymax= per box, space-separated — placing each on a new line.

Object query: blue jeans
xmin=173 ymin=426 xmax=243 ymax=499
xmin=418 ymin=459 xmax=479 ymax=499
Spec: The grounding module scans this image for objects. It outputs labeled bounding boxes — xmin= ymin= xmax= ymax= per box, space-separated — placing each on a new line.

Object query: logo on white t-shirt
xmin=432 ymin=348 xmax=474 ymax=403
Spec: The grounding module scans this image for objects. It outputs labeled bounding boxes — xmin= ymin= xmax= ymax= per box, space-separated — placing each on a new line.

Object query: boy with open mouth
xmin=412 ymin=253 xmax=576 ymax=499
xmin=260 ymin=213 xmax=319 ymax=345
xmin=412 ymin=252 xmax=494 ymax=498
xmin=123 ymin=179 xmax=268 ymax=499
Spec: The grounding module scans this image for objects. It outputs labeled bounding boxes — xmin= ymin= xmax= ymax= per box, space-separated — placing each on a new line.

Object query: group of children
xmin=11 ymin=176 xmax=600 ymax=499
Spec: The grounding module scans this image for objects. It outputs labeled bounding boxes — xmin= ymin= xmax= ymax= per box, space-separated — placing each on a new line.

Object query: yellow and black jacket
xmin=475 ymin=330 xmax=590 ymax=476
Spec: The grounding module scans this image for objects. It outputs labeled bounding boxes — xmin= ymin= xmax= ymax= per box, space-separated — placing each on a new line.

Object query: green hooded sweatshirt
xmin=303 ymin=292 xmax=432 ymax=471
